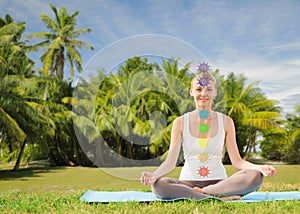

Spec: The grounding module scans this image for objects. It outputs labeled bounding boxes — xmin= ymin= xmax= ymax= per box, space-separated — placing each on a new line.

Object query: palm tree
xmin=0 ymin=14 xmax=35 ymax=77
xmin=285 ymin=105 xmax=300 ymax=163
xmin=149 ymin=59 xmax=193 ymax=156
xmin=28 ymin=4 xmax=94 ymax=81
xmin=0 ymin=77 xmax=26 ymax=165
xmin=260 ymin=104 xmax=300 ymax=163
xmin=0 ymin=15 xmax=56 ymax=170
xmin=0 ymin=75 xmax=56 ymax=170
xmin=85 ymin=57 xmax=192 ymax=166
xmin=107 ymin=58 xmax=160 ymax=163
xmin=1 ymin=13 xmax=94 ymax=168
xmin=223 ymin=72 xmax=282 ymax=159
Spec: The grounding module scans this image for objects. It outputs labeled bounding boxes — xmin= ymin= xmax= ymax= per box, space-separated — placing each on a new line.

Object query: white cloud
xmin=262 ymin=41 xmax=300 ymax=52
xmin=281 ymin=94 xmax=300 ymax=113
xmin=215 ymin=52 xmax=300 ymax=114
xmin=284 ymin=59 xmax=300 ymax=67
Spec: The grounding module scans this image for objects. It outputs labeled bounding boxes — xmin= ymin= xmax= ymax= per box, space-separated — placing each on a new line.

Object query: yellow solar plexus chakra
xmin=198 ymin=152 xmax=209 ymax=162
xmin=198 ymin=138 xmax=209 ymax=148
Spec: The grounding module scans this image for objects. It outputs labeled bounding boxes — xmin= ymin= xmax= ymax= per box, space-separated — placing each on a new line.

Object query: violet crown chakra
xmin=197 ymin=62 xmax=210 ymax=73
xmin=197 ymin=62 xmax=211 ymax=87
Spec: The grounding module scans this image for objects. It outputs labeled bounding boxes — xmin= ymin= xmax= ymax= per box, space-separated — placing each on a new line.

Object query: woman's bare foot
xmin=193 ymin=187 xmax=203 ymax=193
xmin=219 ymin=195 xmax=243 ymax=201
xmin=193 ymin=187 xmax=242 ymax=200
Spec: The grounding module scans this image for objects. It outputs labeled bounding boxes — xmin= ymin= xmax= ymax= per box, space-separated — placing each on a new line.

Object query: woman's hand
xmin=140 ymin=172 xmax=158 ymax=185
xmin=258 ymin=165 xmax=277 ymax=177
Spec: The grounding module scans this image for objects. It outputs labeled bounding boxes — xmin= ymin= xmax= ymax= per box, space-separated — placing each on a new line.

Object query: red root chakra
xmin=198 ymin=166 xmax=210 ymax=177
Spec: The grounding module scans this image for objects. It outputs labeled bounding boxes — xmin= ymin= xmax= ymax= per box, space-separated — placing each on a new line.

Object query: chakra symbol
xmin=198 ymin=109 xmax=209 ymax=119
xmin=198 ymin=138 xmax=209 ymax=148
xmin=198 ymin=166 xmax=210 ymax=177
xmin=197 ymin=77 xmax=209 ymax=87
xmin=198 ymin=153 xmax=209 ymax=163
xmin=197 ymin=62 xmax=210 ymax=73
xmin=199 ymin=123 xmax=210 ymax=134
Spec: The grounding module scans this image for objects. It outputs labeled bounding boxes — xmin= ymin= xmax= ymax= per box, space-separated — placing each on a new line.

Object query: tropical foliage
xmin=1 ymin=5 xmax=299 ymax=170
xmin=0 ymin=14 xmax=34 ymax=77
xmin=260 ymin=105 xmax=300 ymax=163
xmin=73 ymin=57 xmax=194 ymax=167
xmin=221 ymin=72 xmax=282 ymax=160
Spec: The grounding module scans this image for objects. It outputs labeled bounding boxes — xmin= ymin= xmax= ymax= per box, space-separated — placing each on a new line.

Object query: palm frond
xmin=69 ymin=39 xmax=94 ymax=50
xmin=251 ymin=111 xmax=281 ymax=119
xmin=242 ymin=118 xmax=276 ymax=130
xmin=228 ymin=101 xmax=251 ymax=118
xmin=40 ymin=14 xmax=58 ymax=32
xmin=0 ymin=108 xmax=26 ymax=142
xmin=0 ymin=22 xmax=24 ymax=37
xmin=0 ymin=34 xmax=15 ymax=44
xmin=248 ymin=99 xmax=280 ymax=111
xmin=43 ymin=48 xmax=55 ymax=75
xmin=73 ymin=115 xmax=100 ymax=142
xmin=69 ymin=28 xmax=92 ymax=38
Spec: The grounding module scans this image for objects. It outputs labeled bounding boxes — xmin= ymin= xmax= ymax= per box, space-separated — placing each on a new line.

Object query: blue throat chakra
xmin=198 ymin=109 xmax=209 ymax=119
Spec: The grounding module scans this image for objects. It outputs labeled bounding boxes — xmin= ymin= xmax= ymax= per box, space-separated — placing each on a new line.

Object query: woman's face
xmin=190 ymin=78 xmax=217 ymax=109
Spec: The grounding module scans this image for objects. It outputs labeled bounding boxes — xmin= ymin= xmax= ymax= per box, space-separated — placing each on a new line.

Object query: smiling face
xmin=190 ymin=74 xmax=217 ymax=110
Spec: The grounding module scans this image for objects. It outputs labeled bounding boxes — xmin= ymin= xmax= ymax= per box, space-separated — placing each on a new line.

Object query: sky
xmin=1 ymin=0 xmax=300 ymax=114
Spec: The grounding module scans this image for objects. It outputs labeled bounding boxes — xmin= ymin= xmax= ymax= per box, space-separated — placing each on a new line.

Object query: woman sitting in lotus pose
xmin=140 ymin=63 xmax=276 ymax=200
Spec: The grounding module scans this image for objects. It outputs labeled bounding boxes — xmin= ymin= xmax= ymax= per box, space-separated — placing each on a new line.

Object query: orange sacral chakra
xmin=198 ymin=153 xmax=209 ymax=162
xmin=198 ymin=166 xmax=210 ymax=177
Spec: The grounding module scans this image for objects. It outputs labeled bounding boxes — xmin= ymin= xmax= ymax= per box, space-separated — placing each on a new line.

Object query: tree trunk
xmin=95 ymin=138 xmax=105 ymax=167
xmin=243 ymin=130 xmax=257 ymax=159
xmin=253 ymin=144 xmax=257 ymax=154
xmin=56 ymin=47 xmax=64 ymax=81
xmin=73 ymin=137 xmax=80 ymax=165
xmin=8 ymin=142 xmax=13 ymax=164
xmin=56 ymin=142 xmax=75 ymax=166
xmin=43 ymin=83 xmax=49 ymax=100
xmin=50 ymin=136 xmax=75 ymax=166
xmin=13 ymin=136 xmax=27 ymax=171
xmin=126 ymin=142 xmax=133 ymax=160
xmin=116 ymin=134 xmax=121 ymax=154
xmin=115 ymin=135 xmax=122 ymax=167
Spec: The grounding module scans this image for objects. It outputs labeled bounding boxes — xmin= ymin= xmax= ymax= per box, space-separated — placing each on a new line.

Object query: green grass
xmin=0 ymin=164 xmax=299 ymax=213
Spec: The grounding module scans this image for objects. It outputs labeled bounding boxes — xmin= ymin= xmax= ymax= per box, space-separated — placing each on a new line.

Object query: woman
xmin=140 ymin=63 xmax=277 ymax=200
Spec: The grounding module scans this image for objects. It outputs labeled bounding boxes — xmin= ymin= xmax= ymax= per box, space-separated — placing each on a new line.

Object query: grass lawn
xmin=0 ymin=164 xmax=299 ymax=213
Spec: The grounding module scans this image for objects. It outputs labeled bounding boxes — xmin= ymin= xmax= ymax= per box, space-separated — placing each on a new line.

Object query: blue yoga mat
xmin=80 ymin=190 xmax=300 ymax=203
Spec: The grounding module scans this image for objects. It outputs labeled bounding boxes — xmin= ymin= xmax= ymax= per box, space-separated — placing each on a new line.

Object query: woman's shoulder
xmin=171 ymin=116 xmax=184 ymax=133
xmin=215 ymin=111 xmax=231 ymax=118
xmin=177 ymin=111 xmax=192 ymax=120
xmin=217 ymin=113 xmax=234 ymax=130
xmin=215 ymin=112 xmax=234 ymax=125
xmin=173 ymin=113 xmax=190 ymax=126
xmin=173 ymin=115 xmax=183 ymax=124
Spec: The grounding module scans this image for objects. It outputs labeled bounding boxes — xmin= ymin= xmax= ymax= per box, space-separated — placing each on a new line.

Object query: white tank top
xmin=179 ymin=111 xmax=227 ymax=181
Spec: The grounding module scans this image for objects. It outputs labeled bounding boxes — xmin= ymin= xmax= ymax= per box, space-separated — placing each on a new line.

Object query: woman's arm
xmin=224 ymin=115 xmax=277 ymax=177
xmin=140 ymin=116 xmax=183 ymax=185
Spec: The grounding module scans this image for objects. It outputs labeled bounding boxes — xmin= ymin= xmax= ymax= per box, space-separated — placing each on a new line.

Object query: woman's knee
xmin=152 ymin=178 xmax=169 ymax=192
xmin=246 ymin=169 xmax=263 ymax=187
